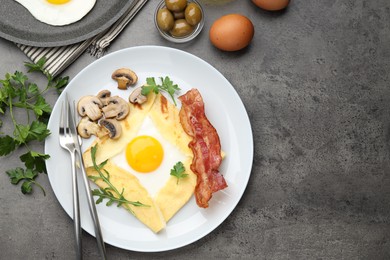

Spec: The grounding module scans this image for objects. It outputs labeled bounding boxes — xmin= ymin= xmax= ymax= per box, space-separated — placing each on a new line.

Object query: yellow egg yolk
xmin=46 ymin=0 xmax=70 ymax=4
xmin=125 ymin=136 xmax=164 ymax=173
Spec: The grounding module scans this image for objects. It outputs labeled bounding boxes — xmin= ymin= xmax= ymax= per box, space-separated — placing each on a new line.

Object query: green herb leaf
xmin=0 ymin=57 xmax=66 ymax=195
xmin=27 ymin=120 xmax=51 ymax=142
xmin=27 ymin=83 xmax=39 ymax=96
xmin=14 ymin=124 xmax=30 ymax=143
xmin=21 ymin=181 xmax=33 ymax=194
xmin=20 ymin=151 xmax=50 ymax=173
xmin=170 ymin=161 xmax=188 ymax=184
xmin=0 ymin=101 xmax=6 ymax=114
xmin=160 ymin=76 xmax=180 ymax=105
xmin=98 ymin=160 xmax=108 ymax=171
xmin=5 ymin=167 xmax=45 ymax=195
xmin=25 ymin=57 xmax=47 ymax=73
xmin=141 ymin=77 xmax=159 ymax=95
xmin=33 ymin=96 xmax=52 ymax=117
xmin=51 ymin=76 xmax=69 ymax=93
xmin=6 ymin=167 xmax=28 ymax=184
xmin=141 ymin=76 xmax=181 ymax=105
xmin=24 ymin=57 xmax=68 ymax=94
xmin=13 ymin=121 xmax=50 ymax=144
xmin=0 ymin=135 xmax=17 ymax=156
xmin=0 ymin=83 xmax=10 ymax=107
xmin=12 ymin=71 xmax=28 ymax=87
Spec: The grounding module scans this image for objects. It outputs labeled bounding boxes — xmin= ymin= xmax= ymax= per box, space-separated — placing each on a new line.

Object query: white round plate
xmin=45 ymin=46 xmax=253 ymax=252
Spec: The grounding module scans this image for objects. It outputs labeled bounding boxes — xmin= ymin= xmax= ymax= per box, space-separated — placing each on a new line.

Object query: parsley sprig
xmin=6 ymin=167 xmax=46 ymax=195
xmin=0 ymin=57 xmax=68 ymax=194
xmin=88 ymin=144 xmax=148 ymax=215
xmin=141 ymin=76 xmax=181 ymax=106
xmin=170 ymin=161 xmax=188 ymax=184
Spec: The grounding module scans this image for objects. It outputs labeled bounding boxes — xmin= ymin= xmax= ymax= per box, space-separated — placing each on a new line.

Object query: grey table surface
xmin=1 ymin=0 xmax=390 ymax=259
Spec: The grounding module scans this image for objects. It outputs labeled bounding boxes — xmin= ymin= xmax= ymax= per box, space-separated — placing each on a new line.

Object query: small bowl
xmin=154 ymin=0 xmax=205 ymax=43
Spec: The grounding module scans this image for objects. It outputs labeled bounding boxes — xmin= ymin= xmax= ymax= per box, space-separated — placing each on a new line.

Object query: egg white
xmin=14 ymin=0 xmax=96 ymax=26
xmin=111 ymin=116 xmax=187 ymax=197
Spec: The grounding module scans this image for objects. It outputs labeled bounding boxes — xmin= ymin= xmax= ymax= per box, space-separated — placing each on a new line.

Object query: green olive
xmin=185 ymin=3 xmax=202 ymax=26
xmin=170 ymin=19 xmax=194 ymax=37
xmin=157 ymin=8 xmax=174 ymax=32
xmin=165 ymin=0 xmax=188 ymax=12
xmin=173 ymin=11 xmax=185 ymax=19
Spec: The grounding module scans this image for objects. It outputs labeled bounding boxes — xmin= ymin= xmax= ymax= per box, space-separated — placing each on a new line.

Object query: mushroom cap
xmin=77 ymin=117 xmax=107 ymax=139
xmin=129 ymin=87 xmax=147 ymax=104
xmin=77 ymin=95 xmax=103 ymax=121
xmin=97 ymin=89 xmax=111 ymax=106
xmin=112 ymin=68 xmax=138 ymax=89
xmin=99 ymin=119 xmax=122 ymax=139
xmin=101 ymin=96 xmax=130 ymax=120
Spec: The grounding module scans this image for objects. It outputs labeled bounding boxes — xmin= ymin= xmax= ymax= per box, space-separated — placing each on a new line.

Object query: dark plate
xmin=0 ymin=0 xmax=136 ymax=47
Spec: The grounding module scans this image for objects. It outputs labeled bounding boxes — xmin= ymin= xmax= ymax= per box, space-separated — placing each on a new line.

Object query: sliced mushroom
xmin=97 ymin=89 xmax=111 ymax=106
xmin=77 ymin=117 xmax=108 ymax=139
xmin=102 ymin=96 xmax=130 ymax=120
xmin=99 ymin=119 xmax=122 ymax=139
xmin=77 ymin=96 xmax=103 ymax=121
xmin=129 ymin=87 xmax=147 ymax=104
xmin=111 ymin=68 xmax=138 ymax=90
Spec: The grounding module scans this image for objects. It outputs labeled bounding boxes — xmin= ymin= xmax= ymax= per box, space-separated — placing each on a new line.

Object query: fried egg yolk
xmin=46 ymin=0 xmax=69 ymax=4
xmin=125 ymin=135 xmax=164 ymax=173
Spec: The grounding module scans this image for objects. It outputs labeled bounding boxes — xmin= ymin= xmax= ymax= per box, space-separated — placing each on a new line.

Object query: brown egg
xmin=209 ymin=14 xmax=254 ymax=51
xmin=251 ymin=0 xmax=290 ymax=11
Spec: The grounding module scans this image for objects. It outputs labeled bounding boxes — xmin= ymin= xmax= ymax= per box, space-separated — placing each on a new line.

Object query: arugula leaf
xmin=141 ymin=76 xmax=181 ymax=105
xmin=170 ymin=161 xmax=188 ymax=184
xmin=92 ymin=188 xmax=145 ymax=208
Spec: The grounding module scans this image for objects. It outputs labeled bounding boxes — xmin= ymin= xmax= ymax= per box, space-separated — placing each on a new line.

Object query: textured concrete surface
xmin=1 ymin=0 xmax=390 ymax=259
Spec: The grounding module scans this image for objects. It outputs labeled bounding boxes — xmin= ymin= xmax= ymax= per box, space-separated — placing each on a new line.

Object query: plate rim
xmin=45 ymin=45 xmax=254 ymax=252
xmin=0 ymin=0 xmax=137 ymax=47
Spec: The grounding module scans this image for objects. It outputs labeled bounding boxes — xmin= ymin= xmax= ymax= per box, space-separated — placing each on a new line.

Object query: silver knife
xmin=66 ymin=94 xmax=107 ymax=260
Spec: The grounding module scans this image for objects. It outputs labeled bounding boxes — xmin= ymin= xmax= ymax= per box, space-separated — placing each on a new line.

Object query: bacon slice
xmin=179 ymin=89 xmax=227 ymax=208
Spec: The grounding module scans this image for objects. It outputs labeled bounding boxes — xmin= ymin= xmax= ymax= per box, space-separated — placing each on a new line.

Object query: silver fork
xmin=59 ymin=94 xmax=107 ymax=260
xmin=59 ymin=95 xmax=82 ymax=259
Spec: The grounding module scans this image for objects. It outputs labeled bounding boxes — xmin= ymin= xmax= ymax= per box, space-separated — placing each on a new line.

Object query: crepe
xmin=86 ymin=160 xmax=166 ymax=233
xmin=83 ymin=92 xmax=157 ymax=167
xmin=83 ymin=92 xmax=197 ymax=232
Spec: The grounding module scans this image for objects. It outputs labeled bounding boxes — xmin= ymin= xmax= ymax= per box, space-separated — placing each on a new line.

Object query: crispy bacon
xmin=179 ymin=89 xmax=227 ymax=208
